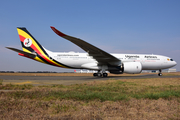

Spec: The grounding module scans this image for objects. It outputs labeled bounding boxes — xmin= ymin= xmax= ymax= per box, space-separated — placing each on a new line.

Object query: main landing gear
xmin=158 ymin=69 xmax=162 ymax=76
xmin=93 ymin=72 xmax=108 ymax=77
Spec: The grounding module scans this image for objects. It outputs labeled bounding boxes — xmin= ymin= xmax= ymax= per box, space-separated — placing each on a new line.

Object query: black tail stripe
xmin=37 ymin=54 xmax=54 ymax=66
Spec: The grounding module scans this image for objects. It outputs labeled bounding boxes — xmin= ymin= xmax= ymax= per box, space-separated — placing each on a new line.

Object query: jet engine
xmin=109 ymin=62 xmax=142 ymax=74
xmin=123 ymin=62 xmax=142 ymax=74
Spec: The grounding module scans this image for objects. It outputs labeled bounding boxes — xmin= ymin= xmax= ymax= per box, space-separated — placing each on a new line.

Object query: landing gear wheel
xmin=93 ymin=73 xmax=108 ymax=77
xmin=158 ymin=73 xmax=162 ymax=76
xmin=103 ymin=73 xmax=108 ymax=77
xmin=93 ymin=73 xmax=98 ymax=77
xmin=97 ymin=73 xmax=102 ymax=77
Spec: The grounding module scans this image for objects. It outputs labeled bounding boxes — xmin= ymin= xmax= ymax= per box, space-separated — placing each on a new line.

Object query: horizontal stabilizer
xmin=6 ymin=47 xmax=36 ymax=58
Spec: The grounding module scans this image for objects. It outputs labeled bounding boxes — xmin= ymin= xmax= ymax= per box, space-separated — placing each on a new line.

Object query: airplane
xmin=6 ymin=27 xmax=177 ymax=77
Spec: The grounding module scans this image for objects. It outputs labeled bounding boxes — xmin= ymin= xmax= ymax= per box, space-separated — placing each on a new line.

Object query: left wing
xmin=51 ymin=26 xmax=121 ymax=66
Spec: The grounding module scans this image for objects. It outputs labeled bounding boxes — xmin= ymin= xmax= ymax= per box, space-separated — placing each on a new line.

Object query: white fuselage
xmin=46 ymin=49 xmax=177 ymax=71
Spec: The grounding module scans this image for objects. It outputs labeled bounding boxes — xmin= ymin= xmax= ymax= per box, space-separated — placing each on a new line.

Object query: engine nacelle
xmin=123 ymin=62 xmax=142 ymax=74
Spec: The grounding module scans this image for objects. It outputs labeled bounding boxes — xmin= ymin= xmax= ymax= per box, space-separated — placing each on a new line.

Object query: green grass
xmin=2 ymin=79 xmax=180 ymax=102
xmin=0 ymin=84 xmax=33 ymax=90
xmin=133 ymin=90 xmax=180 ymax=99
xmin=0 ymin=79 xmax=3 ymax=85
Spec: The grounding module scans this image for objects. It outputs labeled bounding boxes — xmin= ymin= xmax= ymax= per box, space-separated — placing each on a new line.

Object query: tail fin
xmin=17 ymin=27 xmax=46 ymax=55
xmin=16 ymin=27 xmax=70 ymax=68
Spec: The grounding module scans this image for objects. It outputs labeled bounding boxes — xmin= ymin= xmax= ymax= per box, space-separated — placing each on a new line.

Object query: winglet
xmin=50 ymin=26 xmax=66 ymax=37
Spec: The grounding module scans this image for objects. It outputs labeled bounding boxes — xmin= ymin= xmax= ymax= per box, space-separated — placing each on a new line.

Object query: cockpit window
xmin=170 ymin=59 xmax=173 ymax=61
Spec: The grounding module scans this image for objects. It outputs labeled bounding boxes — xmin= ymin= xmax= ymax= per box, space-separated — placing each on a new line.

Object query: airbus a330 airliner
xmin=6 ymin=27 xmax=177 ymax=77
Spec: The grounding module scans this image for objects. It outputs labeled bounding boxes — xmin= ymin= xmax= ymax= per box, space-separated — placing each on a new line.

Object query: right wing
xmin=51 ymin=26 xmax=121 ymax=66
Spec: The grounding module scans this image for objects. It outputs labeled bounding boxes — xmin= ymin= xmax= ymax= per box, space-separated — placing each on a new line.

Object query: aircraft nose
xmin=172 ymin=61 xmax=177 ymax=67
xmin=174 ymin=61 xmax=177 ymax=66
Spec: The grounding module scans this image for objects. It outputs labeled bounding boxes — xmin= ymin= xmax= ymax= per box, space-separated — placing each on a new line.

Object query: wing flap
xmin=51 ymin=26 xmax=121 ymax=66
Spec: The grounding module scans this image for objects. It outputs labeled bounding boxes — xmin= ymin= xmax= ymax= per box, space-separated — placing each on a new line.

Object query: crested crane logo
xmin=23 ymin=38 xmax=32 ymax=47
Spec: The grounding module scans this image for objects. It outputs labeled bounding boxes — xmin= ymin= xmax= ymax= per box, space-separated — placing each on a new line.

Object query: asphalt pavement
xmin=0 ymin=74 xmax=179 ymax=86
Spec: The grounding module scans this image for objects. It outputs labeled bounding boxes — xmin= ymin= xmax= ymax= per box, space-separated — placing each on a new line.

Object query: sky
xmin=0 ymin=0 xmax=180 ymax=72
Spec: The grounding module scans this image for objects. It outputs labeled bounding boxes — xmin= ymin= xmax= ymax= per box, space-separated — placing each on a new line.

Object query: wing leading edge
xmin=50 ymin=26 xmax=121 ymax=66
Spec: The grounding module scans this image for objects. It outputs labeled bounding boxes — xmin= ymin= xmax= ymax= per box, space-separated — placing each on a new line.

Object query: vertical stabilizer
xmin=16 ymin=27 xmax=69 ymax=68
xmin=17 ymin=27 xmax=46 ymax=54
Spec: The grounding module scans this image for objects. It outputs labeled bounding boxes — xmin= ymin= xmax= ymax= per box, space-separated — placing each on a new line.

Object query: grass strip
xmin=0 ymin=84 xmax=33 ymax=90
xmin=1 ymin=78 xmax=180 ymax=101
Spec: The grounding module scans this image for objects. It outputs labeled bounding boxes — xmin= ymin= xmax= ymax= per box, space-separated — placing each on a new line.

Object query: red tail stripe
xmin=18 ymin=53 xmax=33 ymax=60
xmin=19 ymin=35 xmax=26 ymax=42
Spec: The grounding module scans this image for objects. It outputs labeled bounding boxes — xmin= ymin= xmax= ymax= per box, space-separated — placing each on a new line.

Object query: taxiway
xmin=0 ymin=74 xmax=180 ymax=86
